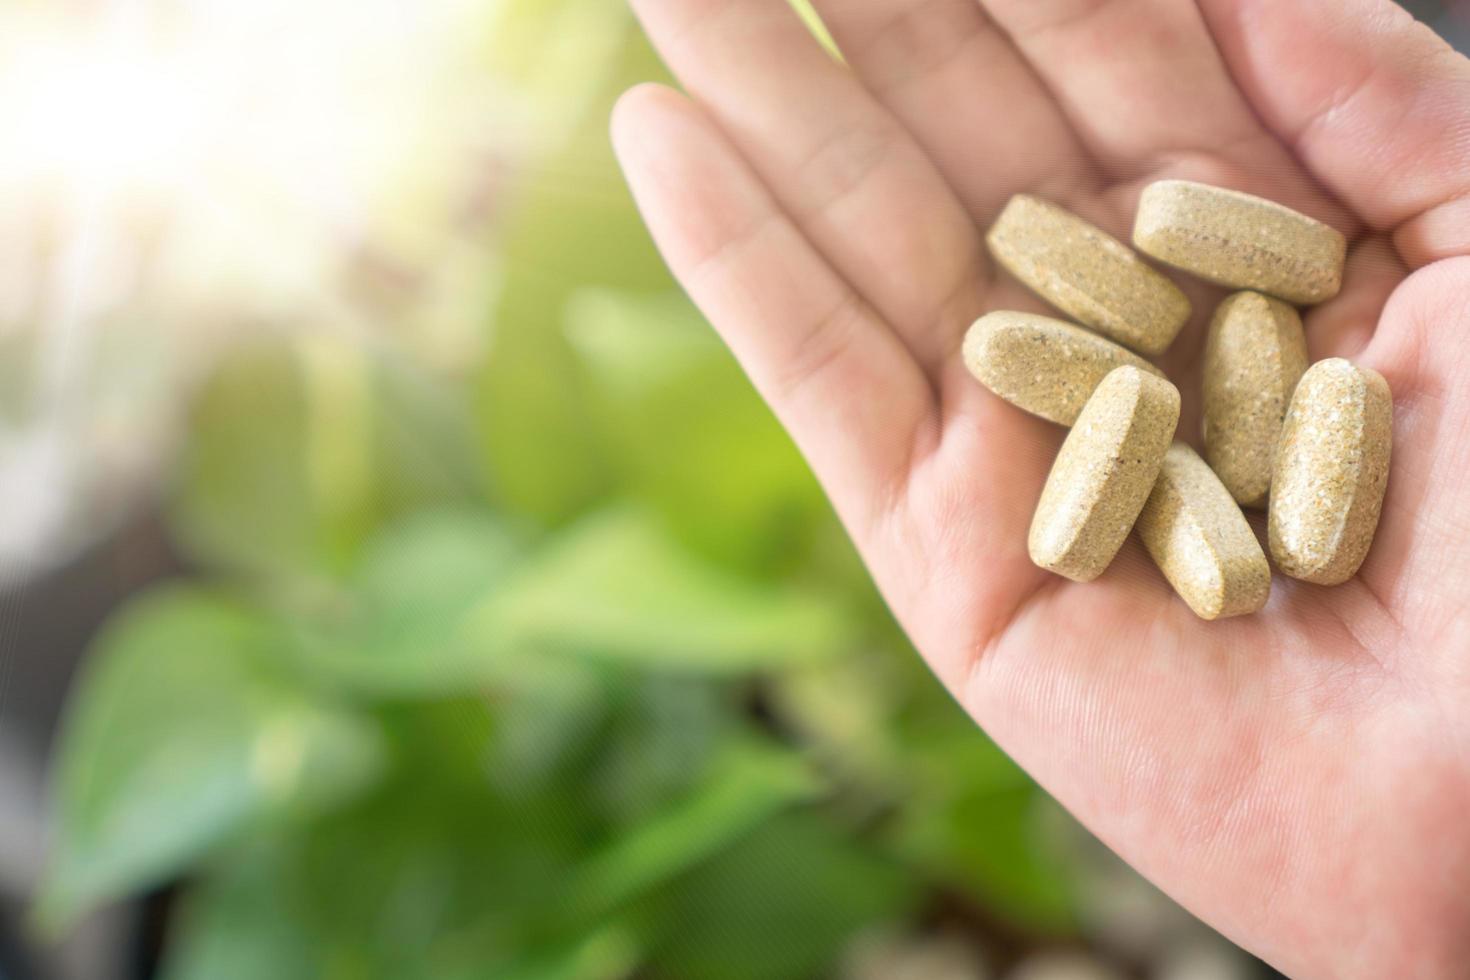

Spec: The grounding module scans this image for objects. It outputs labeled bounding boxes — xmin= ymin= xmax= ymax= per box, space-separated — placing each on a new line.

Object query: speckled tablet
xmin=1203 ymin=291 xmax=1309 ymax=507
xmin=1133 ymin=180 xmax=1346 ymax=305
xmin=963 ymin=311 xmax=1164 ymax=426
xmin=1029 ymin=367 xmax=1180 ymax=582
xmin=1139 ymin=443 xmax=1271 ymax=619
xmin=988 ymin=194 xmax=1191 ymax=355
xmin=1269 ymin=359 xmax=1393 ymax=585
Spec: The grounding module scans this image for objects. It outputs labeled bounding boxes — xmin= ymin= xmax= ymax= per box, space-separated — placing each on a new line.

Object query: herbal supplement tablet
xmin=1138 ymin=443 xmax=1271 ymax=620
xmin=1203 ymin=291 xmax=1309 ymax=507
xmin=1029 ymin=367 xmax=1180 ymax=582
xmin=1133 ymin=180 xmax=1347 ymax=305
xmin=1269 ymin=359 xmax=1393 ymax=586
xmin=963 ymin=312 xmax=1165 ymax=426
xmin=987 ymin=194 xmax=1191 ymax=355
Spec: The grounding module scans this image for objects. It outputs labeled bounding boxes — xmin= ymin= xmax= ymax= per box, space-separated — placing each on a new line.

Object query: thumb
xmin=1198 ymin=0 xmax=1470 ymax=268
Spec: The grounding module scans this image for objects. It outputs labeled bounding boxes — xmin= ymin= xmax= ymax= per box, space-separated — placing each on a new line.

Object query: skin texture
xmin=611 ymin=1 xmax=1470 ymax=976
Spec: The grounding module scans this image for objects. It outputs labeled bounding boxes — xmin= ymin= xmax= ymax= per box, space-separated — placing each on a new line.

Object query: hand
xmin=612 ymin=0 xmax=1470 ymax=974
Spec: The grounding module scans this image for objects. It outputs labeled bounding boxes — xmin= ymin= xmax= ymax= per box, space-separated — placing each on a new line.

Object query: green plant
xmin=38 ymin=10 xmax=1085 ymax=976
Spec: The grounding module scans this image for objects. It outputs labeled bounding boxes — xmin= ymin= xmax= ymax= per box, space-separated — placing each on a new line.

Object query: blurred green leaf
xmin=490 ymin=928 xmax=642 ymax=980
xmin=770 ymin=652 xmax=911 ymax=789
xmin=489 ymin=656 xmax=612 ymax=797
xmin=477 ymin=507 xmax=851 ymax=672
xmin=584 ymin=677 xmax=737 ymax=824
xmin=565 ymin=741 xmax=820 ymax=925
xmin=371 ymin=360 xmax=487 ymax=516
xmin=38 ymin=587 xmax=382 ymax=930
xmin=474 ymin=29 xmax=672 ymax=527
xmin=894 ymin=731 xmax=1078 ymax=934
xmin=163 ymin=851 xmax=319 ymax=980
xmin=475 ymin=296 xmax=612 ymax=527
xmin=268 ymin=749 xmax=598 ymax=979
xmin=355 ymin=510 xmax=520 ymax=618
xmin=172 ymin=338 xmax=379 ymax=580
xmin=175 ymin=337 xmax=488 ymax=586
xmin=642 ymin=811 xmax=918 ymax=980
xmin=566 ymin=291 xmax=825 ymax=571
xmin=167 ymin=845 xmax=641 ymax=980
xmin=294 ymin=510 xmax=525 ymax=697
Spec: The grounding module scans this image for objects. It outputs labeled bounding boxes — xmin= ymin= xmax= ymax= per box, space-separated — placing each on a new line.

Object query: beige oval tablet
xmin=1203 ymin=291 xmax=1309 ymax=508
xmin=963 ymin=311 xmax=1164 ymax=426
xmin=1133 ymin=180 xmax=1347 ymax=305
xmin=987 ymin=194 xmax=1191 ymax=355
xmin=1269 ymin=359 xmax=1393 ymax=585
xmin=1138 ymin=443 xmax=1271 ymax=620
xmin=1029 ymin=367 xmax=1180 ymax=582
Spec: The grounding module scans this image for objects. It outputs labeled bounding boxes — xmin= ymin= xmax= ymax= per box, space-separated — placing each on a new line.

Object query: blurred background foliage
xmin=19 ymin=0 xmax=1464 ymax=977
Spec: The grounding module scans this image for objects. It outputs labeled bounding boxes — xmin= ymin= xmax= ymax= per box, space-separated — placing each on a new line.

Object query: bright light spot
xmin=0 ymin=0 xmax=628 ymax=570
xmin=251 ymin=714 xmax=308 ymax=799
xmin=0 ymin=0 xmax=505 ymax=288
xmin=3 ymin=39 xmax=201 ymax=195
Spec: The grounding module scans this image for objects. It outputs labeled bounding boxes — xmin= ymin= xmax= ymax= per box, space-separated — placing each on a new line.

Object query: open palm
xmin=612 ymin=0 xmax=1470 ymax=974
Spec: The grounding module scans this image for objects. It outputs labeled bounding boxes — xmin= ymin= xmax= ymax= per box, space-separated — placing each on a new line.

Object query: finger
xmin=611 ymin=84 xmax=935 ymax=531
xmin=977 ymin=0 xmax=1276 ymax=171
xmin=809 ymin=0 xmax=1098 ymax=220
xmin=1353 ymin=256 xmax=1470 ymax=630
xmin=1302 ymin=236 xmax=1407 ymax=361
xmin=628 ymin=0 xmax=987 ymax=370
xmin=1196 ymin=0 xmax=1470 ymax=268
